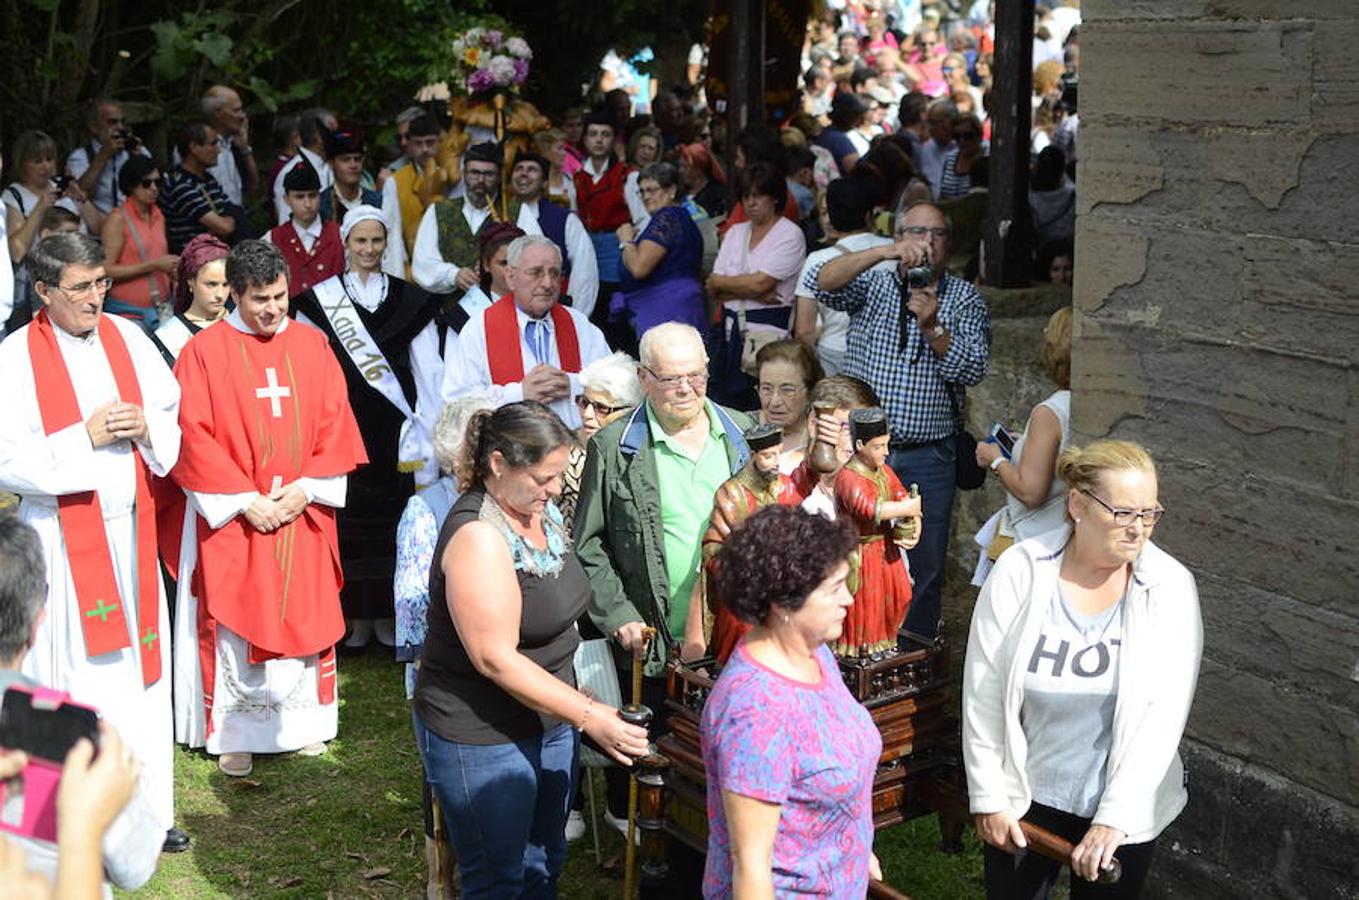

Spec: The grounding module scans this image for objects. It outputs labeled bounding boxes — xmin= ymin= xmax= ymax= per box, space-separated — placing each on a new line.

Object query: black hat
xmin=744 ymin=423 xmax=783 ymax=452
xmin=326 ymin=127 xmax=366 ymax=158
xmin=583 ymin=109 xmax=617 ymax=131
xmin=511 ymin=150 xmax=549 ymax=178
xmin=283 ymin=160 xmax=321 ymax=193
xmin=849 ymin=407 xmax=889 ymax=444
xmin=465 ymin=141 xmax=503 ymax=167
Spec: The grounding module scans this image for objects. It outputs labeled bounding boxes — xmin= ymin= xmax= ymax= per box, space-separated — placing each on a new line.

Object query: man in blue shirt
xmin=812 ymin=201 xmax=991 ymax=640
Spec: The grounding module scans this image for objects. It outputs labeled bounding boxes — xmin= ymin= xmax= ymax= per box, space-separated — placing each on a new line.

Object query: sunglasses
xmin=140 ymin=177 xmax=162 ymax=188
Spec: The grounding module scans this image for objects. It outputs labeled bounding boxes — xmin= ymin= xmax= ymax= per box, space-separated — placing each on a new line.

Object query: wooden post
xmin=983 ymin=0 xmax=1035 ymax=287
xmin=723 ymin=0 xmax=765 ymax=173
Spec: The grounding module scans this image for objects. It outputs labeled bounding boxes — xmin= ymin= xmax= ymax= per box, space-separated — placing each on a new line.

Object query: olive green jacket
xmin=573 ymin=401 xmax=753 ymax=676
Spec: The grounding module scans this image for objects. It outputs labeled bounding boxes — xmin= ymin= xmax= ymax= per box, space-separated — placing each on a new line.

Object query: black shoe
xmin=163 ymin=827 xmax=191 ymax=853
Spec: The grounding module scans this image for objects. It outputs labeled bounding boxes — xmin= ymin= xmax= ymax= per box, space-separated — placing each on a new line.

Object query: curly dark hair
xmin=225 ymin=239 xmax=288 ymax=294
xmin=713 ymin=505 xmax=857 ymax=625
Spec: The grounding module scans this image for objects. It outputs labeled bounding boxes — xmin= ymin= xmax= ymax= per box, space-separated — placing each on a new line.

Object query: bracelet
xmin=578 ymin=691 xmax=596 ymax=731
xmin=990 ymin=456 xmax=1005 ymax=473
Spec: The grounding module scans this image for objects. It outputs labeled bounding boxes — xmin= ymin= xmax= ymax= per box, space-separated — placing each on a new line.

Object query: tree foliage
xmin=0 ymin=0 xmax=707 ymax=164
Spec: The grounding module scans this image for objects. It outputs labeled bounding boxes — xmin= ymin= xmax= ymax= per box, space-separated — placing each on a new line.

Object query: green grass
xmin=126 ymin=651 xmax=987 ymax=898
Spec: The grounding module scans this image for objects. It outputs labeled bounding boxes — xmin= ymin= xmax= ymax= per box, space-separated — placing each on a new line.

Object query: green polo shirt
xmin=647 ymin=400 xmax=733 ymax=639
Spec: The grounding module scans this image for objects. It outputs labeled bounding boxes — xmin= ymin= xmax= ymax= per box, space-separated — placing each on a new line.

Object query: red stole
xmin=270 ymin=220 xmax=345 ymax=297
xmin=484 ymin=296 xmax=581 ymax=385
xmin=27 ymin=312 xmax=162 ymax=686
xmin=573 ymin=161 xmax=633 ymax=233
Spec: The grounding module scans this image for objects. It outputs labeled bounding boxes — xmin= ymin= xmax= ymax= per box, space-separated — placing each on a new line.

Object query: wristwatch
xmin=927 ymin=323 xmax=946 ymax=340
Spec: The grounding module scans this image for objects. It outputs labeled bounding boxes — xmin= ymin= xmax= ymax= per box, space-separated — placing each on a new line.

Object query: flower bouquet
xmin=451 ymin=28 xmax=532 ymax=96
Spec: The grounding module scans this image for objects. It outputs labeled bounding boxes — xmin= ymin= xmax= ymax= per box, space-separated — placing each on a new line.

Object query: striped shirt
xmin=811 ymin=265 xmax=990 ymax=444
xmin=938 ymin=148 xmax=973 ymax=200
xmin=159 ymin=165 xmax=231 ymax=252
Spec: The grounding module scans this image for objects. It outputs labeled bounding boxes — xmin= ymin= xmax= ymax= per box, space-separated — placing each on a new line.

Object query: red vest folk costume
xmin=573 ymin=161 xmax=634 ymax=234
xmin=270 ymin=220 xmax=345 ymax=297
xmin=27 ymin=312 xmax=163 ymax=686
xmin=484 ymin=295 xmax=582 ymax=385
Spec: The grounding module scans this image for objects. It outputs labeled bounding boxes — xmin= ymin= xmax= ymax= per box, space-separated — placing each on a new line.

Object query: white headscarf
xmin=339 ymin=204 xmax=386 ymax=243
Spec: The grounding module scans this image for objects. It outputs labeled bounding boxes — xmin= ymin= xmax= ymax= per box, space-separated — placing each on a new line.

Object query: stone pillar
xmin=1075 ymin=2 xmax=1359 ymax=896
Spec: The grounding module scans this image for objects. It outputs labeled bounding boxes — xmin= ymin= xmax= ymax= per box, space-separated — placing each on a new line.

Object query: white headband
xmin=340 ymin=204 xmax=387 ymax=243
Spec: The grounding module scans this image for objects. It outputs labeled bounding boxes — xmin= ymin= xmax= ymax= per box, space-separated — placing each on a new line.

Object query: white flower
xmin=487 ymin=54 xmax=517 ymax=86
xmin=505 ymin=37 xmax=532 ymax=60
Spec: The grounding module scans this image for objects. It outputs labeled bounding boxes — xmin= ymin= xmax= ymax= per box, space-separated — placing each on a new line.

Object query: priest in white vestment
xmin=441 ymin=235 xmax=609 ymax=430
xmin=0 ymin=232 xmax=184 ymax=849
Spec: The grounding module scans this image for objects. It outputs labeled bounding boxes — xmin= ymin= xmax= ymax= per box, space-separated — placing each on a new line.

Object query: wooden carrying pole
xmin=622 ymin=626 xmax=657 ymax=899
xmin=1018 ymin=821 xmax=1123 ymax=884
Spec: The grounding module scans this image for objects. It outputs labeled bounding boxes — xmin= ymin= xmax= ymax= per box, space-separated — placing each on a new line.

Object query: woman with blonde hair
xmin=972 ymin=306 xmax=1072 ymax=584
xmin=964 ymin=439 xmax=1202 ymax=899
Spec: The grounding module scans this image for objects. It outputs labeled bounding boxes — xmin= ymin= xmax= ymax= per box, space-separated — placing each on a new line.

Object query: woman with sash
xmin=292 ymin=205 xmax=442 ymax=653
xmin=100 ymin=155 xmax=177 ymax=332
xmin=150 ymin=233 xmax=231 ymax=367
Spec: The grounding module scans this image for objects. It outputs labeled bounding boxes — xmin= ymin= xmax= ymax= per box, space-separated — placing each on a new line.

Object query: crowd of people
xmin=0 ymin=2 xmax=1204 ymax=898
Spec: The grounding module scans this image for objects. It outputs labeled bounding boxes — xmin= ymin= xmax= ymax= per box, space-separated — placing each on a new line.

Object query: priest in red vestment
xmin=166 ymin=240 xmax=367 ymax=777
xmin=691 ymin=424 xmax=800 ymax=664
xmin=833 ymin=408 xmax=921 ymax=657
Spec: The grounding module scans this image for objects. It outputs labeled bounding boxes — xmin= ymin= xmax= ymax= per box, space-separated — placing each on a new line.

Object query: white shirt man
xmin=66 ymin=100 xmax=152 ymax=215
xmin=0 ymin=234 xmax=181 ymax=835
xmin=509 ymin=153 xmax=600 ymax=317
xmin=442 ymin=236 xmax=609 ymax=429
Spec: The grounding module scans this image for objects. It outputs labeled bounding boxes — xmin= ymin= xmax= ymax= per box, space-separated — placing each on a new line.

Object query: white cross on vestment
xmin=255 ymin=367 xmax=291 ymax=418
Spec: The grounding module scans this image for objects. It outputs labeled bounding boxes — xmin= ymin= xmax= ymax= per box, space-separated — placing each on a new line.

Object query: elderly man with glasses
xmin=812 ymin=201 xmax=991 ymax=643
xmin=573 ymin=320 xmax=753 ymax=839
xmin=0 ymin=231 xmax=189 ymax=852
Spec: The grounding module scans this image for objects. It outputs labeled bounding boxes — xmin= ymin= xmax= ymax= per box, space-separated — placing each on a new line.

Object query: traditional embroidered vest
xmin=433 ymin=198 xmax=498 ymax=271
xmin=484 ymin=295 xmax=581 ymax=385
xmin=271 ymin=220 xmax=345 ymax=297
xmin=532 ymin=199 xmax=573 ymax=279
xmin=320 ymin=185 xmax=383 ymax=224
xmin=574 ymin=161 xmax=633 ymax=233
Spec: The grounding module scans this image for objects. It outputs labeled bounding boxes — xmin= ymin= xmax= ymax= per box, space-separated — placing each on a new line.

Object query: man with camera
xmin=0 ymin=497 xmax=164 ymax=894
xmin=66 ymin=99 xmax=150 ymax=219
xmin=812 ymin=201 xmax=991 ymax=641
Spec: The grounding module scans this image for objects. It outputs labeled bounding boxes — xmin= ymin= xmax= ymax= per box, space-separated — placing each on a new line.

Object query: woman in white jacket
xmin=963 ymin=440 xmax=1202 ymax=898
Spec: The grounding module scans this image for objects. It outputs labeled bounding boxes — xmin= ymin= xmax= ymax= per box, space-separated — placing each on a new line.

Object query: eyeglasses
xmin=139 ymin=177 xmax=162 ymax=188
xmin=899 ymin=225 xmax=951 ymax=239
xmin=52 ymin=276 xmax=114 ymax=298
xmin=464 ymin=167 xmax=499 ymax=180
xmin=638 ymin=184 xmax=665 ymax=197
xmin=642 ymin=365 xmax=708 ymax=391
xmin=757 ymin=383 xmax=805 ymax=400
xmin=575 ymin=395 xmax=629 ymax=416
xmin=1080 ymin=489 xmax=1165 ymax=527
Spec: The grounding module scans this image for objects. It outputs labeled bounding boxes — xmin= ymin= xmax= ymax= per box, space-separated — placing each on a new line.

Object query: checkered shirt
xmin=810 ymin=266 xmax=991 ymax=444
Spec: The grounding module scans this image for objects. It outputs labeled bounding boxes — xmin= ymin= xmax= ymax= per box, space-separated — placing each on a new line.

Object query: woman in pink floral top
xmin=701 ymin=505 xmax=883 ymax=897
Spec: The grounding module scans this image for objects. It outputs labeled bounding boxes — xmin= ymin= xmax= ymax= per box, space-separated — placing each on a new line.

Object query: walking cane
xmin=622 ymin=626 xmax=657 ymax=900
xmin=431 ymin=787 xmax=449 ymax=900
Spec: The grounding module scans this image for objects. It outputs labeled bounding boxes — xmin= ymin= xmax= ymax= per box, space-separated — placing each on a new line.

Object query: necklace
xmin=342 ymin=270 xmax=387 ymax=312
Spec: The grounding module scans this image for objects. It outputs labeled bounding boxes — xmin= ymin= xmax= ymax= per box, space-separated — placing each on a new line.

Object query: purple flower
xmin=512 ymin=58 xmax=529 ymax=83
xmin=467 ymin=68 xmax=496 ymax=93
xmin=487 ymin=29 xmax=503 ymax=47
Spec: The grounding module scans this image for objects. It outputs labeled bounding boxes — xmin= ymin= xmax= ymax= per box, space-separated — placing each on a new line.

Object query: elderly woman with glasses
xmin=557 ymin=351 xmax=642 ymax=532
xmin=963 ymin=440 xmax=1202 ymax=900
xmin=753 ymin=339 xmax=823 ymax=474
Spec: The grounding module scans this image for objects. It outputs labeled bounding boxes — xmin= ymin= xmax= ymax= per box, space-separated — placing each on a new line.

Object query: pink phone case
xmin=0 ymin=686 xmax=94 ymax=843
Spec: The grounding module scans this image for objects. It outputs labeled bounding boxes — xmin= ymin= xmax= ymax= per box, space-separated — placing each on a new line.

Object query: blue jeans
xmin=890 ymin=437 xmax=957 ymax=641
xmin=413 ymin=712 xmax=578 ymax=899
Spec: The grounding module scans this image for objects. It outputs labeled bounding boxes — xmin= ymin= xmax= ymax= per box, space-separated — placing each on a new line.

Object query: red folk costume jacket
xmin=270 ymin=219 xmax=345 ymax=297
xmin=573 ymin=161 xmax=633 ymax=234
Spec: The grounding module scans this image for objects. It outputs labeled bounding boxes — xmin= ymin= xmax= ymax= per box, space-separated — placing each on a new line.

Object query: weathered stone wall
xmin=1076 ymin=3 xmax=1359 ymax=897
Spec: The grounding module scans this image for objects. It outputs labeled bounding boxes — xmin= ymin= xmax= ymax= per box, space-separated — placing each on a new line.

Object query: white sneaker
xmin=344 ymin=619 xmax=373 ymax=648
xmin=374 ymin=617 xmax=397 ymax=648
xmin=603 ymin=811 xmax=640 ymax=846
xmin=564 ymin=810 xmax=586 ymax=842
